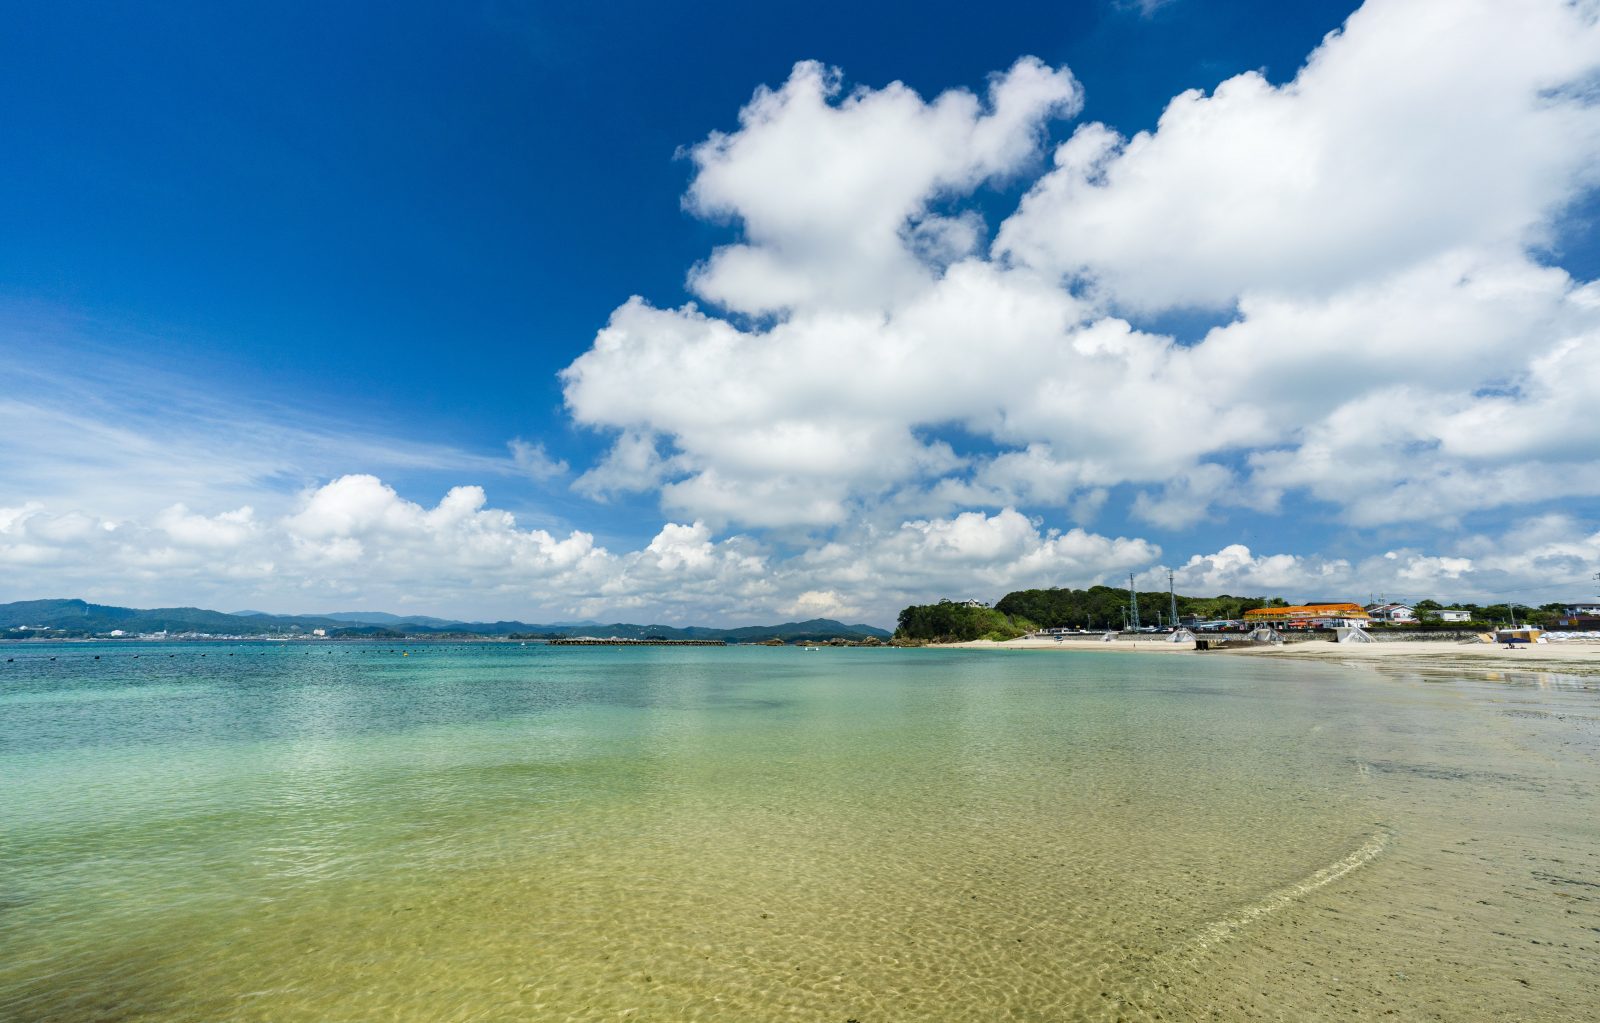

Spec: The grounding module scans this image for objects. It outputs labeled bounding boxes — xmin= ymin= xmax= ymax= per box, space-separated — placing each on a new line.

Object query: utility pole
xmin=1168 ymin=570 xmax=1179 ymax=629
xmin=1129 ymin=573 xmax=1140 ymax=631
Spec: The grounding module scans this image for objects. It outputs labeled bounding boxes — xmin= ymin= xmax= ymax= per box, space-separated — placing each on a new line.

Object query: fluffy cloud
xmin=7 ymin=478 xmax=1593 ymax=622
xmin=996 ymin=0 xmax=1600 ymax=310
xmin=8 ymin=0 xmax=1600 ymax=624
xmin=1176 ymin=544 xmax=1353 ymax=595
xmin=563 ymin=0 xmax=1600 ymax=535
xmin=564 ymin=260 xmax=1235 ymax=529
xmin=1171 ymin=514 xmax=1600 ymax=605
xmin=684 ymin=56 xmax=1081 ymax=315
xmin=155 ymin=505 xmax=259 ymax=549
xmin=0 ymin=479 xmax=598 ymax=614
xmin=0 ymin=479 xmax=1161 ymax=623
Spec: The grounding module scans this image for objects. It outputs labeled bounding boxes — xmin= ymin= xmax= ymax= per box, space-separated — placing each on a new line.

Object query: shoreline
xmin=933 ymin=634 xmax=1600 ymax=670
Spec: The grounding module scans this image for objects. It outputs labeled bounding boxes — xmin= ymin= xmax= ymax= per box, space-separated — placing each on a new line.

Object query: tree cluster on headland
xmin=895 ymin=587 xmax=1282 ymax=642
xmin=894 ymin=586 xmax=1581 ymax=642
xmin=996 ymin=587 xmax=1278 ymax=631
xmin=894 ymin=602 xmax=1034 ymax=644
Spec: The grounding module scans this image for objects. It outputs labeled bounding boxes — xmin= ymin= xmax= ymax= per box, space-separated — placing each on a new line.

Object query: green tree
xmin=894 ymin=601 xmax=1031 ymax=642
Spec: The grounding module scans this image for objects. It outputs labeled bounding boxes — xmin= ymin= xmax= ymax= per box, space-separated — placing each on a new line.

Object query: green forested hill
xmin=894 ymin=602 xmax=1031 ymax=642
xmin=0 ymin=599 xmax=286 ymax=634
xmin=994 ymin=586 xmax=1281 ymax=630
xmin=894 ymin=587 xmax=1288 ymax=641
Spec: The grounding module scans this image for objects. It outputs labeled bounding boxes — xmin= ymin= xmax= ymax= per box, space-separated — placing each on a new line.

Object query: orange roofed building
xmin=1243 ymin=603 xmax=1371 ymax=628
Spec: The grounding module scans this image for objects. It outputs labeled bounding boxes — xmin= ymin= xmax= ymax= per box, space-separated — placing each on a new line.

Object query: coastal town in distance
xmin=6 ymin=587 xmax=1599 ymax=648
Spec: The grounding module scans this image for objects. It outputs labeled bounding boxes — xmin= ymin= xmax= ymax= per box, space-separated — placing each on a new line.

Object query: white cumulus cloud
xmin=562 ymin=0 xmax=1600 ymax=536
xmin=684 ymin=56 xmax=1081 ymax=315
xmin=8 ymin=0 xmax=1600 ymax=622
xmin=996 ymin=0 xmax=1600 ymax=310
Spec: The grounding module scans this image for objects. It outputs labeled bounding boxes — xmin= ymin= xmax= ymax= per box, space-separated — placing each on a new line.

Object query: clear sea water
xmin=3 ymin=642 xmax=1597 ymax=1021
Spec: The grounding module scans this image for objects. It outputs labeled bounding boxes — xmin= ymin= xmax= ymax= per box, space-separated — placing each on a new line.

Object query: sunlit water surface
xmin=2 ymin=643 xmax=1597 ymax=1021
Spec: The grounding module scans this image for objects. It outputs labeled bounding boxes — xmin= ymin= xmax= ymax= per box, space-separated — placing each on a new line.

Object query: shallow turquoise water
xmin=3 ymin=642 xmax=1594 ymax=1021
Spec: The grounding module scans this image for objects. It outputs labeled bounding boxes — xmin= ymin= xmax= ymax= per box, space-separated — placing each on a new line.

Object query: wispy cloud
xmin=507 ymin=438 xmax=569 ymax=480
xmin=1114 ymin=0 xmax=1177 ymax=19
xmin=2 ymin=323 xmax=529 ymax=521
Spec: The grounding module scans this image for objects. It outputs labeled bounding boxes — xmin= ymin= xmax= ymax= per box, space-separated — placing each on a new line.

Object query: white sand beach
xmin=937 ymin=634 xmax=1600 ymax=669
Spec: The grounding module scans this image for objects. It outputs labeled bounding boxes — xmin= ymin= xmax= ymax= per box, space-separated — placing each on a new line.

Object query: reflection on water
xmin=1 ymin=643 xmax=1597 ymax=1021
xmin=1377 ymin=664 xmax=1600 ymax=692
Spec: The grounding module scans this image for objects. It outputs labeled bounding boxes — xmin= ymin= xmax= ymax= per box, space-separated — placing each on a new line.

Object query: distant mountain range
xmin=256 ymin=610 xmax=468 ymax=629
xmin=0 ymin=599 xmax=891 ymax=642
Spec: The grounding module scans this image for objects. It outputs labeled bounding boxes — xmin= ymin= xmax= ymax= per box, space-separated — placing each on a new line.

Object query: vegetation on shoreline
xmin=895 ymin=588 xmax=1581 ymax=642
xmin=995 ymin=586 xmax=1282 ymax=630
xmin=894 ymin=601 xmax=1035 ymax=643
xmin=892 ymin=586 xmax=1286 ymax=643
xmin=1407 ymin=599 xmax=1566 ymax=628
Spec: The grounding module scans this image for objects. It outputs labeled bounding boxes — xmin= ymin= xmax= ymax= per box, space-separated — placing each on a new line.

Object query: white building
xmin=1366 ymin=603 xmax=1416 ymax=622
xmin=1431 ymin=609 xmax=1471 ymax=623
xmin=1563 ymin=602 xmax=1600 ymax=617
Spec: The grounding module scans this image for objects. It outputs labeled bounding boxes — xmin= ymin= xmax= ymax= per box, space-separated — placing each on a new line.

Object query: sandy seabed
xmin=8 ymin=643 xmax=1598 ymax=1022
xmin=928 ymin=634 xmax=1600 ymax=1021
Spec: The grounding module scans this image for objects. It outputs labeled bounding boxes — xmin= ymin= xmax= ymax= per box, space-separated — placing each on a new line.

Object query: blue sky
xmin=4 ymin=0 xmax=1599 ymax=624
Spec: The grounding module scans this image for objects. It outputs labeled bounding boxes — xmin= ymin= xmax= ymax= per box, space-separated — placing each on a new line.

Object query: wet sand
xmin=1244 ymin=636 xmax=1600 ymax=668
